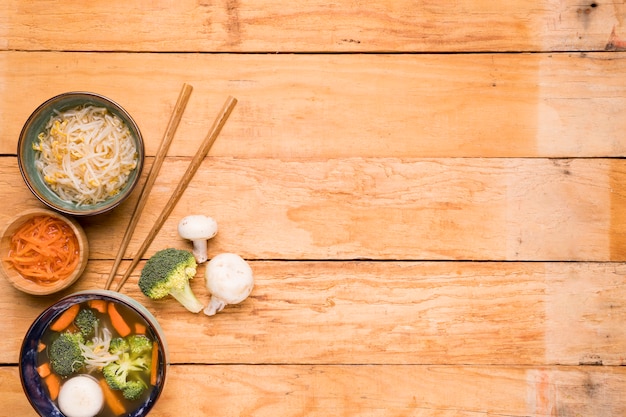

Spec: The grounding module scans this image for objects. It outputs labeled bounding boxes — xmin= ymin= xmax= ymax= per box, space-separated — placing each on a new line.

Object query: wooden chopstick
xmin=114 ymin=95 xmax=238 ymax=292
xmin=104 ymin=83 xmax=193 ymax=290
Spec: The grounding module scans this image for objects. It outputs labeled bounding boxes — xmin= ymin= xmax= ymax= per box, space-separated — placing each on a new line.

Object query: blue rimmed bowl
xmin=19 ymin=290 xmax=169 ymax=417
xmin=17 ymin=92 xmax=144 ymax=216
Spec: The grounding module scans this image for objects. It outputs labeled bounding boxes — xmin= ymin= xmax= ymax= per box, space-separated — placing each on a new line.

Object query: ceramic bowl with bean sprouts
xmin=18 ymin=92 xmax=144 ymax=216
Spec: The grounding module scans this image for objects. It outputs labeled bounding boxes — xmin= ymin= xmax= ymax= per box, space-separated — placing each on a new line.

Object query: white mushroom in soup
xmin=57 ymin=375 xmax=104 ymax=417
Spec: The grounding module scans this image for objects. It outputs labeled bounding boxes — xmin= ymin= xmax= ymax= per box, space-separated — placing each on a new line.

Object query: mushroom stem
xmin=203 ymin=296 xmax=226 ymax=316
xmin=192 ymin=240 xmax=208 ymax=264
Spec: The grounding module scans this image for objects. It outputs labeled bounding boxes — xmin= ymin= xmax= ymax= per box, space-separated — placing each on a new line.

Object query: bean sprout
xmin=79 ymin=325 xmax=120 ymax=371
xmin=33 ymin=105 xmax=138 ymax=206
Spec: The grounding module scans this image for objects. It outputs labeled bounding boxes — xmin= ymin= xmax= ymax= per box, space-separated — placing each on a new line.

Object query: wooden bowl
xmin=0 ymin=208 xmax=89 ymax=295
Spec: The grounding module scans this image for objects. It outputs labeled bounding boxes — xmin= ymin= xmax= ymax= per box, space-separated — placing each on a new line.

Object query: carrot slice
xmin=99 ymin=378 xmax=126 ymax=416
xmin=150 ymin=341 xmax=159 ymax=386
xmin=44 ymin=373 xmax=61 ymax=401
xmin=108 ymin=303 xmax=131 ymax=337
xmin=49 ymin=304 xmax=80 ymax=332
xmin=88 ymin=299 xmax=107 ymax=313
xmin=134 ymin=322 xmax=146 ymax=335
xmin=4 ymin=215 xmax=80 ymax=284
xmin=37 ymin=362 xmax=51 ymax=379
xmin=37 ymin=342 xmax=46 ymax=353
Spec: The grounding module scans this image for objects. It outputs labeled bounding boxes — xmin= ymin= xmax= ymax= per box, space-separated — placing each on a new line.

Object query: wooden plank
xmin=2 ymin=156 xmax=625 ymax=261
xmin=1 ymin=365 xmax=625 ymax=416
xmin=2 ymin=52 xmax=625 ymax=158
xmin=2 ymin=1 xmax=625 ymax=53
xmin=155 ymin=365 xmax=626 ymax=417
xmin=0 ymin=368 xmax=35 ymax=417
xmin=2 ymin=261 xmax=624 ymax=366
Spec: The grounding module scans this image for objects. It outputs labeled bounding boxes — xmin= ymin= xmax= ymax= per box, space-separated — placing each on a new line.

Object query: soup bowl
xmin=20 ymin=290 xmax=169 ymax=417
xmin=18 ymin=92 xmax=145 ymax=216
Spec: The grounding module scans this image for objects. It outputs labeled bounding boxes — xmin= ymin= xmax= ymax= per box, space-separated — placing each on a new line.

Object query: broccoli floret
xmin=122 ymin=380 xmax=147 ymax=401
xmin=74 ymin=308 xmax=98 ymax=338
xmin=128 ymin=334 xmax=152 ymax=355
xmin=103 ymin=337 xmax=153 ymax=399
xmin=102 ymin=359 xmax=130 ymax=390
xmin=49 ymin=332 xmax=85 ymax=377
xmin=138 ymin=248 xmax=204 ymax=313
xmin=103 ymin=351 xmax=151 ymax=388
xmin=109 ymin=337 xmax=130 ymax=355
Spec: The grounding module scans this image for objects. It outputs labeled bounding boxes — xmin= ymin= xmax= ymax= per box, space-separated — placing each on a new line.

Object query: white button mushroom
xmin=204 ymin=253 xmax=254 ymax=316
xmin=178 ymin=215 xmax=218 ymax=264
xmin=57 ymin=375 xmax=104 ymax=417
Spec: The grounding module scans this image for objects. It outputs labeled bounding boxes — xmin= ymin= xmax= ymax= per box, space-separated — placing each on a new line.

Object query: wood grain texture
xmin=1 ymin=3 xmax=624 ymax=416
xmin=1 ymin=365 xmax=625 ymax=417
xmin=1 ymin=52 xmax=626 ymax=158
xmin=2 ymin=261 xmax=624 ymax=366
xmin=3 ymin=156 xmax=625 ymax=262
xmin=1 ymin=1 xmax=625 ymax=53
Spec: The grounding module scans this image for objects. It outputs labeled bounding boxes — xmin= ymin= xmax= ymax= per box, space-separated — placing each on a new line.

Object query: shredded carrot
xmin=88 ymin=299 xmax=107 ymax=313
xmin=44 ymin=373 xmax=61 ymax=401
xmin=108 ymin=302 xmax=131 ymax=337
xmin=37 ymin=362 xmax=51 ymax=379
xmin=134 ymin=322 xmax=146 ymax=335
xmin=37 ymin=342 xmax=46 ymax=352
xmin=49 ymin=304 xmax=80 ymax=332
xmin=3 ymin=215 xmax=80 ymax=284
xmin=99 ymin=377 xmax=126 ymax=416
xmin=150 ymin=341 xmax=159 ymax=386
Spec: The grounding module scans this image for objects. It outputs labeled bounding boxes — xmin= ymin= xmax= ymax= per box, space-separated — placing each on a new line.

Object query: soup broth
xmin=37 ymin=300 xmax=161 ymax=417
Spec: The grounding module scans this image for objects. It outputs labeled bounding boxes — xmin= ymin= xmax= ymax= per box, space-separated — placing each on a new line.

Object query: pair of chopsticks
xmin=104 ymin=84 xmax=237 ymax=292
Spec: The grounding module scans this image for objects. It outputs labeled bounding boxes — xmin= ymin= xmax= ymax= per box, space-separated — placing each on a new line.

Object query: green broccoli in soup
xmin=108 ymin=337 xmax=130 ymax=355
xmin=49 ymin=332 xmax=85 ymax=377
xmin=103 ymin=334 xmax=153 ymax=400
xmin=128 ymin=334 xmax=152 ymax=355
xmin=74 ymin=308 xmax=98 ymax=338
xmin=138 ymin=248 xmax=204 ymax=313
xmin=121 ymin=380 xmax=148 ymax=401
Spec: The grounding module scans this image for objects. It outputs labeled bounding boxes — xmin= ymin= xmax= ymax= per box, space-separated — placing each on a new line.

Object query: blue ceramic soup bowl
xmin=18 ymin=92 xmax=144 ymax=216
xmin=20 ymin=290 xmax=168 ymax=417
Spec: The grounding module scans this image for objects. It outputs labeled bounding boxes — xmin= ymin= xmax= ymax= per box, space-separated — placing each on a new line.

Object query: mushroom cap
xmin=57 ymin=375 xmax=104 ymax=417
xmin=206 ymin=253 xmax=254 ymax=305
xmin=178 ymin=215 xmax=218 ymax=240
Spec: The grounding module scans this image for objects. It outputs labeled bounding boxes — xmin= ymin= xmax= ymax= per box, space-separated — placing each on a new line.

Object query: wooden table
xmin=1 ymin=2 xmax=626 ymax=416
